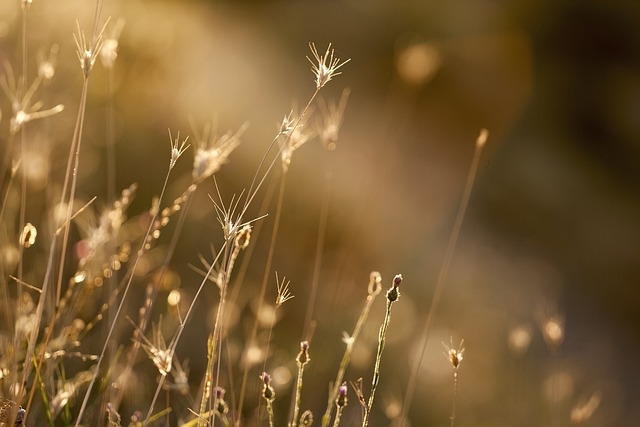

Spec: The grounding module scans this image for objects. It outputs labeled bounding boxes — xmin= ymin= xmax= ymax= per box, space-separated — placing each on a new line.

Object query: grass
xmin=0 ymin=1 xmax=610 ymax=427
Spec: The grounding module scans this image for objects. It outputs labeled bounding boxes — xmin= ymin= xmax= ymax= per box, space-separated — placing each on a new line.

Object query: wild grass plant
xmin=0 ymin=1 xmax=611 ymax=427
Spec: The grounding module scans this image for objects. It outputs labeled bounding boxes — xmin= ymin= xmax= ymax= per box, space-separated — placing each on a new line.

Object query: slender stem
xmin=450 ymin=371 xmax=458 ymax=427
xmin=362 ymin=298 xmax=394 ymax=427
xmin=106 ymin=65 xmax=116 ymax=204
xmin=236 ymin=172 xmax=287 ymax=421
xmin=21 ymin=79 xmax=89 ymax=420
xmin=321 ymin=273 xmax=381 ymax=427
xmin=16 ymin=2 xmax=29 ymax=408
xmin=145 ymin=374 xmax=167 ymax=425
xmin=331 ymin=406 xmax=344 ymax=427
xmin=236 ymin=87 xmax=319 ymax=426
xmin=399 ymin=131 xmax=487 ymax=427
xmin=113 ymin=186 xmax=196 ymax=411
xmin=290 ymin=362 xmax=305 ymax=427
xmin=265 ymin=400 xmax=275 ymax=427
xmin=75 ymin=164 xmax=174 ymax=426
xmin=197 ymin=240 xmax=237 ymax=427
xmin=303 ymin=169 xmax=332 ymax=340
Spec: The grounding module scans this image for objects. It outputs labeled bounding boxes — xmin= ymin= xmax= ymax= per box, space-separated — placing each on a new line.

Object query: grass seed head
xmin=443 ymin=338 xmax=465 ymax=369
xmin=19 ymin=223 xmax=37 ymax=248
xmin=168 ymin=130 xmax=190 ymax=170
xmin=307 ymin=43 xmax=351 ymax=89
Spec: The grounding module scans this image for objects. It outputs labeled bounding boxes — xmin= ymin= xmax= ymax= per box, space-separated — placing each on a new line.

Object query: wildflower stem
xmin=199 ymin=333 xmax=216 ymax=427
xmin=321 ymin=272 xmax=382 ymax=427
xmin=303 ymin=169 xmax=332 ymax=340
xmin=236 ymin=87 xmax=320 ymax=424
xmin=266 ymin=399 xmax=275 ymax=427
xmin=450 ymin=370 xmax=459 ymax=427
xmin=363 ymin=294 xmax=396 ymax=427
xmin=399 ymin=130 xmax=487 ymax=427
xmin=145 ymin=374 xmax=168 ymax=425
xmin=75 ymin=161 xmax=175 ymax=426
xmin=332 ymin=406 xmax=345 ymax=427
xmin=106 ymin=63 xmax=116 ymax=203
xmin=290 ymin=361 xmax=306 ymax=427
xmin=111 ymin=185 xmax=196 ymax=412
xmin=237 ymin=172 xmax=287 ymax=420
xmin=21 ymin=80 xmax=91 ymax=422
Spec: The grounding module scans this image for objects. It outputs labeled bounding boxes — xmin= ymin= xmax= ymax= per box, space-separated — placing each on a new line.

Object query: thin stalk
xmin=196 ymin=242 xmax=235 ymax=427
xmin=450 ymin=370 xmax=459 ymax=427
xmin=236 ymin=88 xmax=320 ymax=426
xmin=265 ymin=400 xmax=275 ymax=427
xmin=112 ymin=186 xmax=196 ymax=411
xmin=75 ymin=162 xmax=175 ymax=426
xmin=398 ymin=130 xmax=487 ymax=427
xmin=197 ymin=333 xmax=216 ymax=427
xmin=290 ymin=343 xmax=310 ymax=427
xmin=362 ymin=290 xmax=397 ymax=427
xmin=21 ymin=80 xmax=90 ymax=420
xmin=16 ymin=0 xmax=29 ymax=382
xmin=236 ymin=172 xmax=287 ymax=421
xmin=238 ymin=88 xmax=319 ymax=230
xmin=144 ymin=374 xmax=168 ymax=426
xmin=0 ymin=161 xmax=20 ymax=336
xmin=320 ymin=272 xmax=382 ymax=427
xmin=332 ymin=406 xmax=345 ymax=427
xmin=303 ymin=169 xmax=332 ymax=340
xmin=290 ymin=362 xmax=306 ymax=427
xmin=106 ymin=63 xmax=116 ymax=204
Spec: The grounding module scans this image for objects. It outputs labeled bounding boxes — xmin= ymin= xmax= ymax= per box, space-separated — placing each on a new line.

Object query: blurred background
xmin=1 ymin=0 xmax=640 ymax=426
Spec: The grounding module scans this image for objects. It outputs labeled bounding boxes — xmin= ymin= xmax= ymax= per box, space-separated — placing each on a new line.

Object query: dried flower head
xmin=278 ymin=110 xmax=296 ymax=136
xmin=190 ymin=119 xmax=247 ymax=183
xmin=307 ymin=43 xmax=351 ymax=89
xmin=133 ymin=318 xmax=174 ymax=376
xmin=443 ymin=337 xmax=465 ymax=369
xmin=1 ymin=62 xmax=64 ymax=134
xmin=279 ymin=109 xmax=315 ymax=173
xmin=73 ymin=19 xmax=109 ymax=78
xmin=19 ymin=223 xmax=37 ymax=248
xmin=275 ymin=272 xmax=294 ymax=307
xmin=169 ymin=130 xmax=190 ymax=170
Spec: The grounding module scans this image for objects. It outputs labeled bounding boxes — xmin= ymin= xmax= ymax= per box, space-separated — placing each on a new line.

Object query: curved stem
xmin=399 ymin=131 xmax=486 ymax=427
xmin=75 ymin=164 xmax=174 ymax=426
